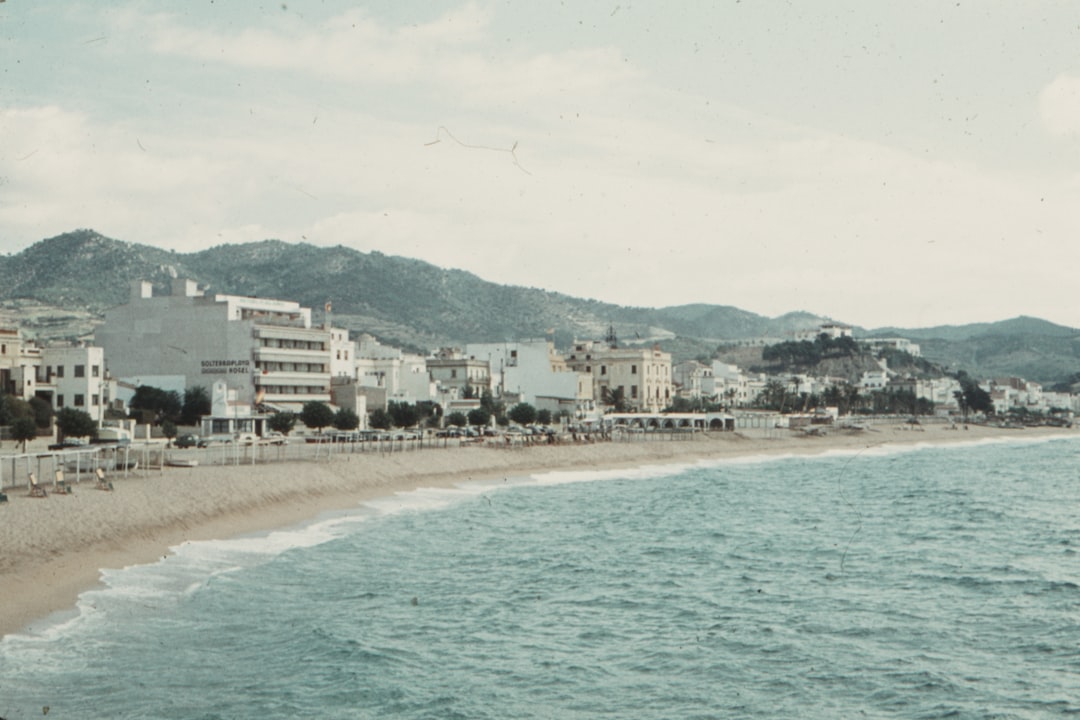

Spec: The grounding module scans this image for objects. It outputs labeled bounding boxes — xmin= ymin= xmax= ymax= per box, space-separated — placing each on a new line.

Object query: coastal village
xmin=0 ymin=278 xmax=1076 ymax=450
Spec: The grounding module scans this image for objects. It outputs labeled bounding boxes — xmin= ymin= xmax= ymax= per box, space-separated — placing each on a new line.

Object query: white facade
xmin=0 ymin=327 xmax=40 ymax=400
xmin=38 ymin=345 xmax=107 ymax=422
xmin=353 ymin=334 xmax=435 ymax=404
xmin=864 ymin=337 xmax=922 ymax=357
xmin=673 ymin=360 xmax=712 ymax=399
xmin=467 ymin=340 xmax=591 ymax=415
xmin=96 ymin=279 xmax=343 ymax=411
xmin=565 ymin=340 xmax=672 ymax=413
xmin=707 ymin=362 xmax=756 ymax=408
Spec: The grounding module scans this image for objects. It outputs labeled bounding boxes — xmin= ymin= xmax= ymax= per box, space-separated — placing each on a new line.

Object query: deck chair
xmin=95 ymin=467 xmax=113 ymax=491
xmin=28 ymin=472 xmax=47 ymax=498
xmin=54 ymin=469 xmax=73 ymax=495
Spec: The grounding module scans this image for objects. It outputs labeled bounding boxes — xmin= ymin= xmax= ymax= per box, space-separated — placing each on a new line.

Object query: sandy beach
xmin=0 ymin=423 xmax=1073 ymax=639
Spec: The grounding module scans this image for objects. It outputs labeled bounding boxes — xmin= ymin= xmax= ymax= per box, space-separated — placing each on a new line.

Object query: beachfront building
xmin=466 ymin=339 xmax=593 ymax=417
xmin=426 ymin=348 xmax=491 ymax=400
xmin=353 ymin=334 xmax=434 ymax=405
xmin=672 ymin=360 xmax=713 ymax=400
xmin=705 ymin=362 xmax=758 ymax=408
xmin=34 ymin=344 xmax=108 ymax=423
xmin=0 ymin=330 xmax=112 ymax=423
xmin=565 ymin=340 xmax=673 ymax=413
xmin=96 ymin=279 xmax=345 ymax=413
xmin=0 ymin=327 xmax=40 ymax=400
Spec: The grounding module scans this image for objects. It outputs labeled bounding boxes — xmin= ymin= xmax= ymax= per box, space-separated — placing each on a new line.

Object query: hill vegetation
xmin=2 ymin=229 xmax=1078 ymax=384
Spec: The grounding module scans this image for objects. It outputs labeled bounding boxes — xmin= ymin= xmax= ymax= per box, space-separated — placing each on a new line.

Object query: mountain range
xmin=1 ymin=229 xmax=1077 ymax=387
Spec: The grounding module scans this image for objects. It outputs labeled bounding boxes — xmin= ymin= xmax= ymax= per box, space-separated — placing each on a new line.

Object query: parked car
xmin=48 ymin=438 xmax=88 ymax=451
xmin=263 ymin=431 xmax=288 ymax=445
xmin=198 ymin=434 xmax=233 ymax=448
xmin=174 ymin=433 xmax=200 ymax=449
xmin=235 ymin=432 xmax=258 ymax=446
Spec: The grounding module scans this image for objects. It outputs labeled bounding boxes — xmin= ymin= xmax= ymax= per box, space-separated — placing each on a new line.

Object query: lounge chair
xmin=95 ymin=467 xmax=113 ymax=491
xmin=54 ymin=469 xmax=73 ymax=495
xmin=28 ymin=472 xmax=47 ymax=498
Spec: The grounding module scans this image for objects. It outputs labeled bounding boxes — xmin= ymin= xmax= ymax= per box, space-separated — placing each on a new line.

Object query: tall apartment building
xmin=96 ymin=279 xmax=346 ymax=411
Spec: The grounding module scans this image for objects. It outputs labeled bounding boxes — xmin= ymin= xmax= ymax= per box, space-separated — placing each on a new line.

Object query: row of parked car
xmin=174 ymin=432 xmax=289 ymax=448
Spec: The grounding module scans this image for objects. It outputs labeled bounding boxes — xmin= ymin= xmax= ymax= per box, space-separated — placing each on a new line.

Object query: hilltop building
xmin=95 ymin=279 xmax=346 ymax=411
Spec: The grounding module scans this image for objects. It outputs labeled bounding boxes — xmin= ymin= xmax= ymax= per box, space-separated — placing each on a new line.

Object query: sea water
xmin=1 ymin=435 xmax=1078 ymax=719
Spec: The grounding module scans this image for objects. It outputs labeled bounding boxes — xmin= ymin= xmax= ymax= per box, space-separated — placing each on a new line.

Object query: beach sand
xmin=0 ymin=423 xmax=1071 ymax=638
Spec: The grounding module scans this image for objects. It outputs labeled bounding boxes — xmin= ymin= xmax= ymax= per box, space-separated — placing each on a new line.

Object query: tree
xmin=508 ymin=402 xmax=537 ymax=426
xmin=300 ymin=401 xmax=335 ymax=432
xmin=446 ymin=411 xmax=468 ymax=428
xmin=416 ymin=401 xmax=441 ymax=428
xmin=388 ymin=401 xmax=419 ymax=429
xmin=55 ymin=407 xmax=98 ymax=442
xmin=536 ymin=409 xmax=552 ymax=425
xmin=11 ymin=416 xmax=38 ymax=452
xmin=602 ymin=386 xmax=631 ymax=413
xmin=467 ymin=407 xmax=491 ymax=427
xmin=180 ymin=385 xmax=211 ymax=426
xmin=756 ymin=379 xmax=787 ymax=411
xmin=161 ymin=419 xmax=177 ymax=447
xmin=334 ymin=408 xmax=360 ymax=431
xmin=0 ymin=393 xmax=10 ymax=427
xmin=29 ymin=396 xmax=54 ymax=429
xmin=267 ymin=411 xmax=297 ymax=435
xmin=129 ymin=385 xmax=182 ymax=424
xmin=369 ymin=407 xmax=392 ymax=430
xmin=955 ymin=371 xmax=994 ymax=416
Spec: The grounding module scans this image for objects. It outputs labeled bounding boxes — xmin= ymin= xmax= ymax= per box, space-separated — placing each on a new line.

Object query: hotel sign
xmin=201 ymin=359 xmax=251 ymax=375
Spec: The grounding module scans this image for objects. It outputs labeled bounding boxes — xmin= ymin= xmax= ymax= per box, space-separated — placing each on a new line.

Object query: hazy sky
xmin=4 ymin=2 xmax=1080 ymax=329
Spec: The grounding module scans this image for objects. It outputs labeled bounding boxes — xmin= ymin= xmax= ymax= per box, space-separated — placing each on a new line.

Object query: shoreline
xmin=1 ymin=424 xmax=1074 ymax=639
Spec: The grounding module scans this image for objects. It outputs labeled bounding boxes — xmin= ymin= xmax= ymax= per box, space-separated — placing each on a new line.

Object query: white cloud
xmin=1039 ymin=74 xmax=1080 ymax=136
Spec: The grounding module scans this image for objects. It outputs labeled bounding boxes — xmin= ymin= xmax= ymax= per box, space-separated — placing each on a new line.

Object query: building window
xmin=631 ymin=365 xmax=637 ymax=374
xmin=451 ymin=369 xmax=457 ymax=379
xmin=74 ymin=394 xmax=85 ymax=407
xmin=631 ymin=385 xmax=638 ymax=399
xmin=57 ymin=394 xmax=64 ymax=407
xmin=600 ymin=365 xmax=606 ymax=375
xmin=56 ymin=365 xmax=64 ymax=378
xmin=92 ymin=365 xmax=100 ymax=378
xmin=92 ymin=394 xmax=99 ymax=406
xmin=75 ymin=364 xmax=85 ymax=378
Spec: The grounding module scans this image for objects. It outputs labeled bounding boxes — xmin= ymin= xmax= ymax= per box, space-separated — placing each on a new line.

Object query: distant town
xmin=0 ymin=278 xmax=1074 ymax=445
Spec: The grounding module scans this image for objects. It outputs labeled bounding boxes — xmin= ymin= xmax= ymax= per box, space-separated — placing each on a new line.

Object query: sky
xmin=3 ymin=1 xmax=1080 ymax=330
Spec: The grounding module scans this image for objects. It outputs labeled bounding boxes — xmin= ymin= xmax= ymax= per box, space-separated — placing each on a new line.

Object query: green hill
xmin=2 ymin=229 xmax=1078 ymax=385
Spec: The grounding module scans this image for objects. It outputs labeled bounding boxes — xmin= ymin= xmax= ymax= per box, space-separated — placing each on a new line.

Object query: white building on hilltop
xmin=96 ymin=279 xmax=347 ymax=412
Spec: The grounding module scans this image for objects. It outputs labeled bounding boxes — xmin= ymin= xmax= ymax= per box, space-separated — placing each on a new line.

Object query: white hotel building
xmin=96 ymin=279 xmax=346 ymax=411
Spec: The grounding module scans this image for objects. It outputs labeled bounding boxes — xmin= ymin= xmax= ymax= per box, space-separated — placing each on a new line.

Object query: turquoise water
xmin=1 ymin=436 xmax=1078 ymax=718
